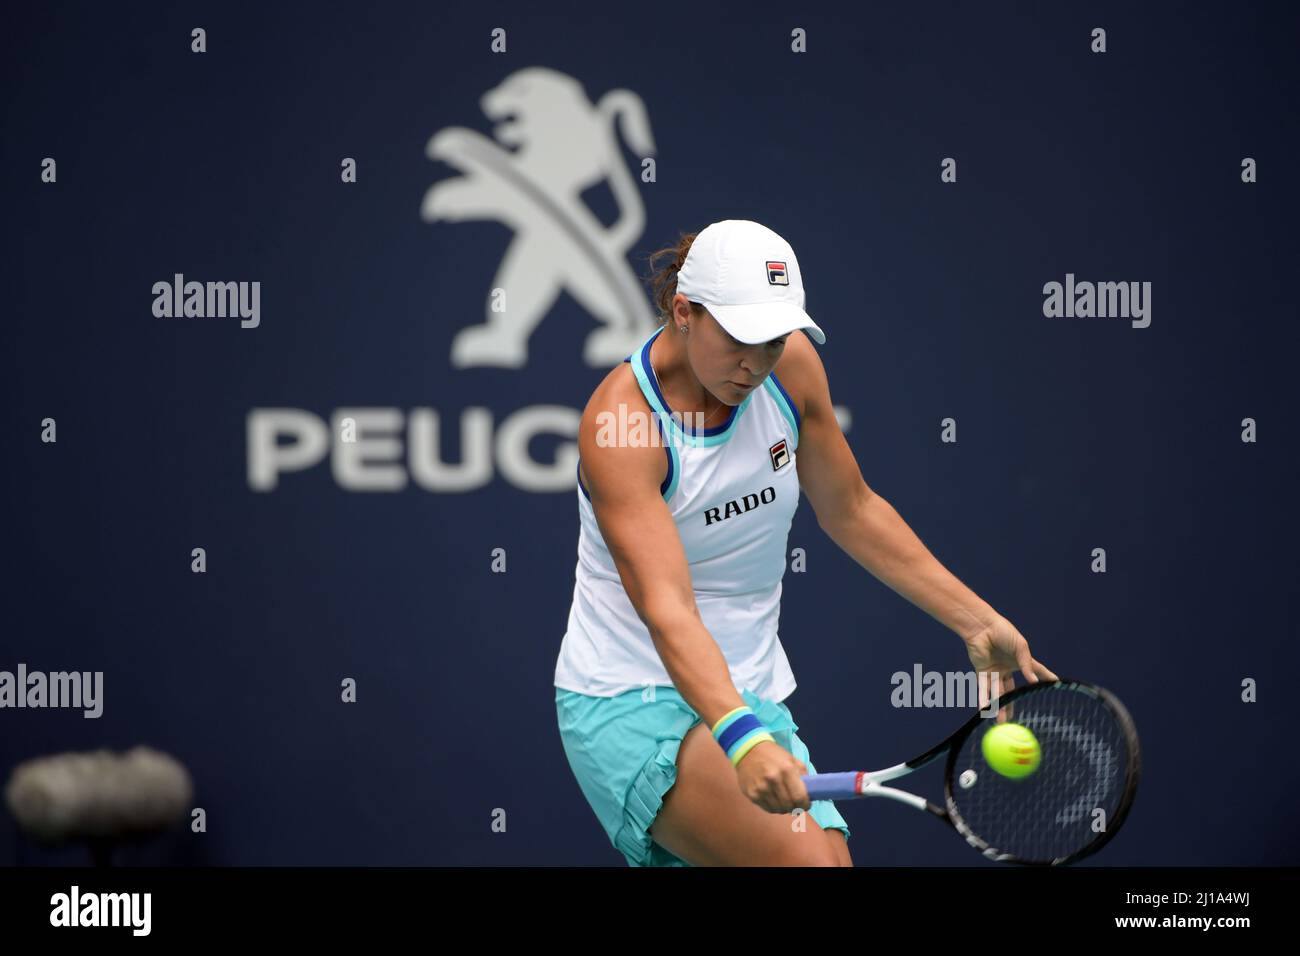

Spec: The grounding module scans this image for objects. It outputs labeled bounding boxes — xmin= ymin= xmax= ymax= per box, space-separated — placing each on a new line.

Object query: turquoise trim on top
xmin=763 ymin=374 xmax=800 ymax=449
xmin=659 ymin=424 xmax=681 ymax=501
xmin=629 ymin=325 xmax=754 ymax=448
xmin=617 ymin=331 xmax=679 ymax=502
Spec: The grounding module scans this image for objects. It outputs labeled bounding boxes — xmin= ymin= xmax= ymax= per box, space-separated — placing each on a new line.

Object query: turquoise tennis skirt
xmin=555 ymin=684 xmax=851 ymax=866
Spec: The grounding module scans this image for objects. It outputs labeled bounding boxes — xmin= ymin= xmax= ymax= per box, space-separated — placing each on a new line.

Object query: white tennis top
xmin=553 ymin=324 xmax=804 ymax=700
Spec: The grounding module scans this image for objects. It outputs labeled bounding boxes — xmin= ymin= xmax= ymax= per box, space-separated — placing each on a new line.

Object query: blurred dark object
xmin=4 ymin=746 xmax=193 ymax=866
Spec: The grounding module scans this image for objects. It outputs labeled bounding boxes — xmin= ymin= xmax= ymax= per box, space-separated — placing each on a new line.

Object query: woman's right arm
xmin=578 ymin=385 xmax=811 ymax=813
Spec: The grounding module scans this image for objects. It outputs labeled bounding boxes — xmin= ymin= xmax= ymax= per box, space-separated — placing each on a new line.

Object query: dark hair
xmin=644 ymin=231 xmax=706 ymax=324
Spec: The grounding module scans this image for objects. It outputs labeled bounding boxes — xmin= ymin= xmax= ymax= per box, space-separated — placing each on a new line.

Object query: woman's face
xmin=673 ymin=294 xmax=790 ymax=405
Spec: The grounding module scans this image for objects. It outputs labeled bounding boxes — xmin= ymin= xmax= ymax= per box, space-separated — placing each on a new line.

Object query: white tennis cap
xmin=675 ymin=219 xmax=826 ymax=345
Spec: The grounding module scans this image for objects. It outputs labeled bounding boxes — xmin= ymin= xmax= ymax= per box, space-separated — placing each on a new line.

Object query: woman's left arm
xmin=777 ymin=333 xmax=1057 ymax=694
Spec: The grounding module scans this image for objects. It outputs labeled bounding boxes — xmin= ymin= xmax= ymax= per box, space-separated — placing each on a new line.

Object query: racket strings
xmin=947 ymin=686 xmax=1136 ymax=863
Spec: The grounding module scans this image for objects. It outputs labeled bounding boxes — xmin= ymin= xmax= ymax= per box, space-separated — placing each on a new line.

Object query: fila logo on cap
xmin=673 ymin=221 xmax=827 ymax=344
xmin=769 ymin=439 xmax=790 ymax=470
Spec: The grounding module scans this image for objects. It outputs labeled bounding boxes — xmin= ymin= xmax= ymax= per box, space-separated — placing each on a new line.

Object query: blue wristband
xmin=712 ymin=705 xmax=775 ymax=766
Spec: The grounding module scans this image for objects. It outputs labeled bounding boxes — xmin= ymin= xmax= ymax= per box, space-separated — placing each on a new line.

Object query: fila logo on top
xmin=766 ymin=260 xmax=788 ymax=285
xmin=769 ymin=439 xmax=790 ymax=470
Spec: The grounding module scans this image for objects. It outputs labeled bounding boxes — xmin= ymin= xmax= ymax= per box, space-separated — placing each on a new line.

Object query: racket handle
xmin=802 ymin=772 xmax=862 ymax=801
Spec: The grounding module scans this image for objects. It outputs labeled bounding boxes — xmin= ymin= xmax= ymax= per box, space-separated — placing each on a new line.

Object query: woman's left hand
xmin=962 ymin=615 xmax=1059 ymax=721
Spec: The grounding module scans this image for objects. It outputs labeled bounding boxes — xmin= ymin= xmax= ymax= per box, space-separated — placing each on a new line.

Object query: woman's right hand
xmin=735 ymin=740 xmax=813 ymax=813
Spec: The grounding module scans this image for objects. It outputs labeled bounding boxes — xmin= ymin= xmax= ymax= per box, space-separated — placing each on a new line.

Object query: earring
xmin=679 ymin=326 xmax=688 ymax=333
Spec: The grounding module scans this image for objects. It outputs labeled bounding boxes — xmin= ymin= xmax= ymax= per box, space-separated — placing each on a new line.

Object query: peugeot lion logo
xmin=421 ymin=66 xmax=659 ymax=368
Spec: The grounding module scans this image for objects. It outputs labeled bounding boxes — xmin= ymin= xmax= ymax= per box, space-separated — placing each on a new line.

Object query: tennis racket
xmin=801 ymin=678 xmax=1141 ymax=865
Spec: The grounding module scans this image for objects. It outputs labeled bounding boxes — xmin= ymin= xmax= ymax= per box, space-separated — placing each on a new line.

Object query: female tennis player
xmin=554 ymin=219 xmax=1056 ymax=866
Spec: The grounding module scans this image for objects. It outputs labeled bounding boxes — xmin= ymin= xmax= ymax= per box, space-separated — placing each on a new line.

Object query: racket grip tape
xmin=802 ymin=772 xmax=863 ymax=801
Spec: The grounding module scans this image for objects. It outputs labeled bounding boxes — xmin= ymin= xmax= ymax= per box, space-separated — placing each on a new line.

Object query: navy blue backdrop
xmin=2 ymin=1 xmax=1298 ymax=866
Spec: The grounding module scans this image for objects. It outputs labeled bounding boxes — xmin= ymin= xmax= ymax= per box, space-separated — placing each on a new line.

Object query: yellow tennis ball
xmin=981 ymin=722 xmax=1041 ymax=779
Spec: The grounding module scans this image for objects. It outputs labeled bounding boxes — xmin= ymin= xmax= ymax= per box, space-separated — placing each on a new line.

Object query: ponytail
xmin=644 ymin=231 xmax=703 ymax=324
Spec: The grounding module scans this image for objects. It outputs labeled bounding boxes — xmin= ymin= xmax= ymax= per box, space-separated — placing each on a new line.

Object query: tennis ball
xmin=981 ymin=722 xmax=1041 ymax=779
